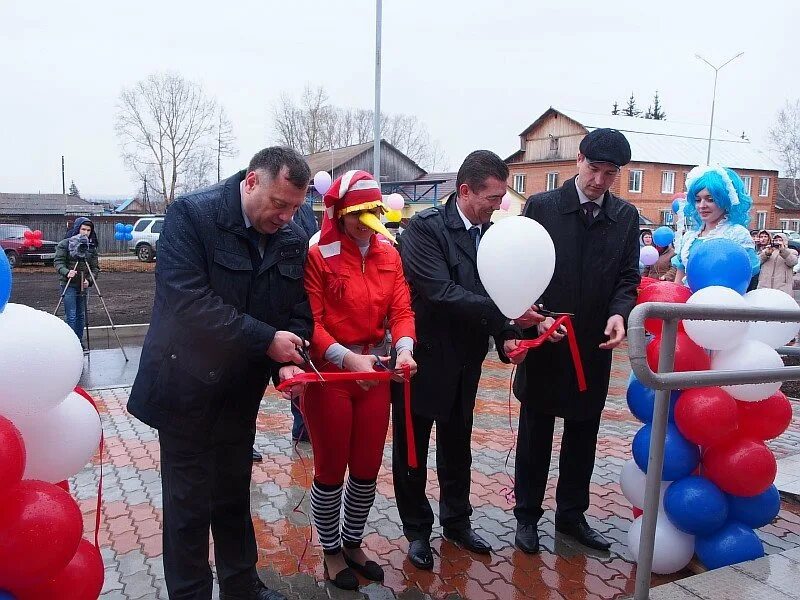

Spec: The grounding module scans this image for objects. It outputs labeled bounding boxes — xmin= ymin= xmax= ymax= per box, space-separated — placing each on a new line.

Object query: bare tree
xmin=216 ymin=107 xmax=237 ymax=182
xmin=115 ymin=72 xmax=232 ymax=205
xmin=272 ymin=85 xmax=449 ymax=171
xmin=770 ymin=99 xmax=800 ymax=202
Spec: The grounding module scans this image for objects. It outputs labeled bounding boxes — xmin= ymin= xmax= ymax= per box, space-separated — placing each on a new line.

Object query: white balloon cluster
xmin=0 ymin=304 xmax=100 ymax=482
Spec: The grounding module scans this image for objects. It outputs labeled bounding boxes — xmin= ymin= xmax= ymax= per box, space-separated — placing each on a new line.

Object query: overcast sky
xmin=1 ymin=0 xmax=797 ymax=197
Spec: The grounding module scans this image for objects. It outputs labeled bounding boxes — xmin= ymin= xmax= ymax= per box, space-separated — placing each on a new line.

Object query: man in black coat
xmin=127 ymin=147 xmax=314 ymax=600
xmin=512 ymin=129 xmax=640 ymax=554
xmin=392 ymin=150 xmax=543 ymax=570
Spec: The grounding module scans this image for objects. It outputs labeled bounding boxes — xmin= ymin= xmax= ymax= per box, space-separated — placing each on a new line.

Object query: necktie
xmin=247 ymin=227 xmax=266 ymax=258
xmin=468 ymin=226 xmax=481 ymax=251
xmin=582 ymin=201 xmax=598 ymax=226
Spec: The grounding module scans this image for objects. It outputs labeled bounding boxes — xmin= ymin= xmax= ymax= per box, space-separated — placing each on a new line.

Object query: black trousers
xmin=392 ymin=388 xmax=474 ymax=542
xmin=159 ymin=405 xmax=259 ymax=600
xmin=513 ymin=402 xmax=602 ymax=526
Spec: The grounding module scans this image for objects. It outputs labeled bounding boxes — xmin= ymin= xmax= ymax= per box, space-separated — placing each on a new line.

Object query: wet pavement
xmin=69 ymin=345 xmax=800 ymax=599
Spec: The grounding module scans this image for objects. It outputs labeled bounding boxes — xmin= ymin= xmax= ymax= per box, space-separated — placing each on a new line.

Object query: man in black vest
xmin=392 ymin=150 xmax=543 ymax=569
xmin=513 ymin=129 xmax=640 ymax=554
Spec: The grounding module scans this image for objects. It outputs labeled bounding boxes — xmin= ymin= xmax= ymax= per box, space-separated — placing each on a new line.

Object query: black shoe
xmin=555 ymin=517 xmax=611 ymax=551
xmin=407 ymin=539 xmax=434 ymax=570
xmin=443 ymin=527 xmax=492 ymax=555
xmin=291 ymin=434 xmax=310 ymax=443
xmin=251 ymin=448 xmax=263 ymax=462
xmin=323 ymin=558 xmax=359 ymax=591
xmin=220 ymin=580 xmax=286 ymax=600
xmin=253 ymin=582 xmax=287 ymax=600
xmin=343 ymin=551 xmax=384 ymax=582
xmin=514 ymin=523 xmax=540 ymax=554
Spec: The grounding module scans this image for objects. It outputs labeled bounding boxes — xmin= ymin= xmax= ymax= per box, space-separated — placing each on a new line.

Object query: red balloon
xmin=637 ymin=282 xmax=692 ymax=335
xmin=737 ymin=391 xmax=793 ymax=441
xmin=703 ymin=437 xmax=777 ymax=497
xmin=674 ymin=387 xmax=739 ymax=447
xmin=32 ymin=230 xmax=42 ymax=239
xmin=0 ymin=416 xmax=26 ymax=493
xmin=23 ymin=230 xmax=34 ymax=240
xmin=13 ymin=539 xmax=104 ymax=600
xmin=55 ymin=480 xmax=70 ymax=493
xmin=0 ymin=481 xmax=83 ymax=588
xmin=647 ymin=332 xmax=710 ymax=374
xmin=632 ymin=507 xmax=643 ymax=519
xmin=33 ymin=240 xmax=43 ymax=249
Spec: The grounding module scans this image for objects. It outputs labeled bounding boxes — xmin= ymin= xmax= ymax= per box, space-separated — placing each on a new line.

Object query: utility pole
xmin=373 ymin=0 xmax=382 ymax=184
xmin=61 ymin=155 xmax=66 ymax=195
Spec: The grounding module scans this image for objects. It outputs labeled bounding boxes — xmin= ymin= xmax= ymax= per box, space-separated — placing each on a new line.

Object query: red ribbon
xmin=506 ymin=315 xmax=587 ymax=392
xmin=74 ymin=385 xmax=103 ymax=549
xmin=277 ymin=366 xmax=417 ymax=468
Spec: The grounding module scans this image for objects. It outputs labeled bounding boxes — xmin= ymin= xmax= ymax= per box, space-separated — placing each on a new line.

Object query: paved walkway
xmin=69 ymin=346 xmax=800 ymax=599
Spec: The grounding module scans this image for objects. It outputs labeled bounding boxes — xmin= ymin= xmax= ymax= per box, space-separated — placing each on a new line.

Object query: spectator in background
xmin=642 ymin=241 xmax=676 ymax=282
xmin=757 ymin=230 xmax=772 ymax=252
xmin=638 ymin=229 xmax=653 ymax=274
xmin=758 ymin=233 xmax=798 ymax=296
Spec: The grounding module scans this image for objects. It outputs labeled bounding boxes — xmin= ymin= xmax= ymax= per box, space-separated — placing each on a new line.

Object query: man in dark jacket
xmin=512 ymin=129 xmax=640 ymax=554
xmin=54 ymin=216 xmax=100 ymax=344
xmin=127 ymin=147 xmax=313 ymax=600
xmin=392 ymin=150 xmax=542 ymax=569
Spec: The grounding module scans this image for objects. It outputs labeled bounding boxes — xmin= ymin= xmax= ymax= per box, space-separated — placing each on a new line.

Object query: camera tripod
xmin=54 ymin=260 xmax=129 ymax=362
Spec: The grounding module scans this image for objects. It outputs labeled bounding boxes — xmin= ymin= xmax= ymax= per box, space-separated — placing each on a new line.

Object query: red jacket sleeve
xmin=387 ymin=250 xmax=416 ymax=344
xmin=303 ymin=248 xmax=339 ymax=360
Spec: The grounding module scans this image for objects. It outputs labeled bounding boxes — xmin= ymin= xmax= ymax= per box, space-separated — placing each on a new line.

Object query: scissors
xmin=297 ymin=341 xmax=325 ymax=382
xmin=373 ymin=347 xmax=398 ymax=372
xmin=536 ymin=305 xmax=574 ymax=318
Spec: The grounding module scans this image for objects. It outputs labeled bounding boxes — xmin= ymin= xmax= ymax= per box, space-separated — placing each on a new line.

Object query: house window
xmin=546 ymin=172 xmax=559 ymax=191
xmin=660 ymin=209 xmax=674 ymax=225
xmin=757 ymin=211 xmax=767 ymax=229
xmin=742 ymin=176 xmax=752 ymax=195
xmin=549 ymin=136 xmax=559 ymax=152
xmin=661 ymin=171 xmax=675 ymax=194
xmin=780 ymin=219 xmax=790 ymax=230
xmin=792 ymin=220 xmax=800 ymax=232
xmin=683 ymin=171 xmax=689 ymax=186
xmin=759 ymin=177 xmax=770 ymax=197
xmin=512 ymin=174 xmax=526 ymax=194
xmin=629 ymin=170 xmax=643 ymax=193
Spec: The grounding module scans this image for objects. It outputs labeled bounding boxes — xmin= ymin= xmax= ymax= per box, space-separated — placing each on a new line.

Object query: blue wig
xmin=684 ymin=167 xmax=752 ymax=229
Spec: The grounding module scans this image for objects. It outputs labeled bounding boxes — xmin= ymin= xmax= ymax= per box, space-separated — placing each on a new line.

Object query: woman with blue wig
xmin=672 ymin=166 xmax=759 ymax=285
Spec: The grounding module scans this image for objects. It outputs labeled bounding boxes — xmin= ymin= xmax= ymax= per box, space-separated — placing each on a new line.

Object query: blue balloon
xmin=653 ymin=226 xmax=675 ymax=247
xmin=114 ymin=232 xmax=124 ymax=241
xmin=125 ymin=232 xmax=134 ymax=241
xmin=696 ymin=521 xmax=764 ymax=570
xmin=626 ymin=372 xmax=679 ymax=423
xmin=664 ymin=476 xmax=729 ymax=535
xmin=125 ymin=224 xmax=134 ymax=233
xmin=115 ymin=222 xmax=125 ymax=233
xmin=632 ymin=422 xmax=700 ymax=481
xmin=672 ymin=199 xmax=682 ymax=214
xmin=686 ymin=237 xmax=752 ymax=295
xmin=0 ymin=248 xmax=10 ymax=313
xmin=0 ymin=591 xmax=16 ymax=600
xmin=727 ymin=485 xmax=781 ymax=529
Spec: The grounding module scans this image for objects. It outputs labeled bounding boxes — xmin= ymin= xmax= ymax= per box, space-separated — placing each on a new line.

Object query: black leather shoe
xmin=443 ymin=527 xmax=492 ymax=555
xmin=407 ymin=539 xmax=434 ymax=570
xmin=344 ymin=552 xmax=385 ymax=581
xmin=253 ymin=582 xmax=287 ymax=600
xmin=251 ymin=448 xmax=263 ymax=462
xmin=515 ymin=523 xmax=540 ymax=554
xmin=323 ymin=560 xmax=359 ymax=591
xmin=555 ymin=518 xmax=611 ymax=551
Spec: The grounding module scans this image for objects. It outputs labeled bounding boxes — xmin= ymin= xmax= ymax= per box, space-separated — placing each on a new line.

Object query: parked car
xmin=0 ymin=224 xmax=58 ymax=268
xmin=127 ymin=216 xmax=164 ymax=262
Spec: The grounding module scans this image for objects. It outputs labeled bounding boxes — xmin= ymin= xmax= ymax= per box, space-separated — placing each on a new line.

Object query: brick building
xmin=505 ymin=108 xmax=780 ymax=229
xmin=776 ymin=178 xmax=800 ymax=232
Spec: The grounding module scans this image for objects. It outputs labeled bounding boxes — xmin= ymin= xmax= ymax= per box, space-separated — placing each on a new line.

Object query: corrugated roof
xmin=305 ymin=141 xmax=375 ymax=174
xmin=519 ymin=108 xmax=779 ymax=172
xmin=0 ymin=193 xmax=106 ymax=215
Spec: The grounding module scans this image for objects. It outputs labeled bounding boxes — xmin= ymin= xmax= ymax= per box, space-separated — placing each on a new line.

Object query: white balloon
xmin=0 ymin=304 xmax=83 ymax=419
xmin=711 ymin=340 xmax=784 ymax=401
xmin=309 ymin=230 xmax=321 ymax=246
xmin=620 ymin=459 xmax=669 ymax=510
xmin=744 ymin=288 xmax=800 ymax=349
xmin=313 ymin=171 xmax=332 ymax=195
xmin=683 ymin=286 xmax=750 ymax=350
xmin=628 ymin=515 xmax=695 ymax=574
xmin=477 ymin=216 xmax=556 ymax=319
xmin=12 ymin=391 xmax=101 ymax=482
xmin=386 ymin=193 xmax=405 ymax=211
xmin=640 ymin=246 xmax=659 ymax=267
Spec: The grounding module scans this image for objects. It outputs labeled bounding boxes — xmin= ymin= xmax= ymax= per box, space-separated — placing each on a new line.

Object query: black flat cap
xmin=579 ymin=128 xmax=631 ymax=168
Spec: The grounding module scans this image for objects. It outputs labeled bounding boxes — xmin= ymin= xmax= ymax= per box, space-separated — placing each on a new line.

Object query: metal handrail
xmin=627 ymin=301 xmax=800 ymax=600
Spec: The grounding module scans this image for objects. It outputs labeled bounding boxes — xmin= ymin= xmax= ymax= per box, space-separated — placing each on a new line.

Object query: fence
xmin=627 ymin=301 xmax=800 ymax=600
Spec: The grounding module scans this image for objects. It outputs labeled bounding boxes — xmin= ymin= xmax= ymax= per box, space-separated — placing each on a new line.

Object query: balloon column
xmin=114 ymin=223 xmax=133 ymax=242
xmin=21 ymin=230 xmax=43 ymax=249
xmin=622 ymin=238 xmax=795 ymax=573
xmin=0 ymin=266 xmax=104 ymax=598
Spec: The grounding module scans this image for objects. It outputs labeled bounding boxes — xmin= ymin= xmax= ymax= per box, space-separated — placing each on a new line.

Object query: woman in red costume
xmin=303 ymin=170 xmax=417 ymax=590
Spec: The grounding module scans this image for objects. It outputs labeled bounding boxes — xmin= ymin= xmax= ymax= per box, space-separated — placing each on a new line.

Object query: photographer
xmin=54 ymin=217 xmax=100 ymax=343
xmin=758 ymin=233 xmax=798 ymax=295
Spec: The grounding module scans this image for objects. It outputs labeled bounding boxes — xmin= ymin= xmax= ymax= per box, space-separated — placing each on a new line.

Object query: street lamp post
xmin=373 ymin=0 xmax=382 ymax=183
xmin=695 ymin=52 xmax=744 ymax=164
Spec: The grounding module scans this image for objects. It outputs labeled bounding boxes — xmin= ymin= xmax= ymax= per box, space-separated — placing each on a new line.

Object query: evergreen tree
xmin=68 ymin=180 xmax=80 ymax=197
xmin=611 ymin=101 xmax=619 ymax=115
xmin=649 ymin=91 xmax=666 ymax=120
xmin=623 ymin=93 xmax=641 ymax=117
